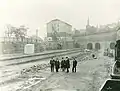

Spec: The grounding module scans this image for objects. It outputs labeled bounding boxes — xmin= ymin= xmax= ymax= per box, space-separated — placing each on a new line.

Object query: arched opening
xmin=87 ymin=43 xmax=93 ymax=50
xmin=95 ymin=43 xmax=100 ymax=50
xmin=110 ymin=42 xmax=115 ymax=49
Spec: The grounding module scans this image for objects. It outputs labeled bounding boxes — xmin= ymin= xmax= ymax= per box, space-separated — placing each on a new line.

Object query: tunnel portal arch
xmin=87 ymin=43 xmax=93 ymax=50
xmin=95 ymin=43 xmax=101 ymax=50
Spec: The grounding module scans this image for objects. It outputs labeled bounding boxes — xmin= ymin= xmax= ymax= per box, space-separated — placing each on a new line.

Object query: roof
xmin=47 ymin=19 xmax=72 ymax=26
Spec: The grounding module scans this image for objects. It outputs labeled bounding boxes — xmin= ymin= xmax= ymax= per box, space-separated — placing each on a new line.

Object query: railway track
xmin=0 ymin=48 xmax=83 ymax=67
xmin=0 ymin=48 xmax=81 ymax=61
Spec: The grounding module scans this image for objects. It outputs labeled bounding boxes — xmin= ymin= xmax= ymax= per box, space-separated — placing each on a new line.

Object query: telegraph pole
xmin=36 ymin=29 xmax=38 ymax=37
xmin=65 ymin=32 xmax=67 ymax=50
xmin=36 ymin=29 xmax=38 ymax=43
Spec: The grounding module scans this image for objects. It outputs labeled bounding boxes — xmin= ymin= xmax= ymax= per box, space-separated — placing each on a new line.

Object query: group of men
xmin=50 ymin=56 xmax=77 ymax=73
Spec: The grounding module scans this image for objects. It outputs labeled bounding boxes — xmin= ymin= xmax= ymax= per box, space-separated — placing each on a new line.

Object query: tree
xmin=5 ymin=24 xmax=15 ymax=38
xmin=5 ymin=25 xmax=28 ymax=42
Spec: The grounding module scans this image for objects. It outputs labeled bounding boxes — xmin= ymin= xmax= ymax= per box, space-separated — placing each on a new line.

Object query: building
xmin=47 ymin=19 xmax=72 ymax=37
xmin=46 ymin=19 xmax=73 ymax=49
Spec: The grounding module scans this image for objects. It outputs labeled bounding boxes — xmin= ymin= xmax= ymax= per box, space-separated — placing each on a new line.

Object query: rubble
xmin=21 ymin=63 xmax=50 ymax=75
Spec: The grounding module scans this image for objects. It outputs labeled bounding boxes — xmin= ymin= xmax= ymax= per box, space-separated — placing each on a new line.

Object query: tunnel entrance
xmin=95 ymin=43 xmax=100 ymax=50
xmin=87 ymin=43 xmax=93 ymax=50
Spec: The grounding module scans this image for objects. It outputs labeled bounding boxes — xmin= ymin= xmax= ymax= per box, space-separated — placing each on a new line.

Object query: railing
xmin=73 ymin=29 xmax=117 ymax=37
xmin=0 ymin=37 xmax=42 ymax=43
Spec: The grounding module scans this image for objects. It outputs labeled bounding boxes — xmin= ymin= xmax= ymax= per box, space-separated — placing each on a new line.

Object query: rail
xmin=7 ymin=49 xmax=82 ymax=66
xmin=0 ymin=48 xmax=81 ymax=61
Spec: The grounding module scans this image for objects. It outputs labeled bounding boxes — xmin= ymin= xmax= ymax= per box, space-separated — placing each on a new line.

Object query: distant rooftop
xmin=47 ymin=19 xmax=72 ymax=26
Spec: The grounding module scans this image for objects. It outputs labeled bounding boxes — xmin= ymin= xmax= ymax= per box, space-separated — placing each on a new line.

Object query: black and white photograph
xmin=0 ymin=0 xmax=120 ymax=91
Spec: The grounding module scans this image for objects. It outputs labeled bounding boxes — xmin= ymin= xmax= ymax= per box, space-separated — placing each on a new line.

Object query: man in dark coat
xmin=66 ymin=57 xmax=70 ymax=73
xmin=50 ymin=57 xmax=55 ymax=72
xmin=63 ymin=59 xmax=66 ymax=71
xmin=61 ymin=57 xmax=65 ymax=71
xmin=55 ymin=58 xmax=60 ymax=72
xmin=72 ymin=58 xmax=77 ymax=72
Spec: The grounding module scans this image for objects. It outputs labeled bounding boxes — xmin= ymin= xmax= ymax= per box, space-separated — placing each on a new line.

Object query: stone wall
xmin=73 ymin=31 xmax=116 ymax=50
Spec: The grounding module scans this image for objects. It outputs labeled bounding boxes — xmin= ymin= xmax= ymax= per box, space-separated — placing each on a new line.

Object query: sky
xmin=0 ymin=0 xmax=120 ymax=39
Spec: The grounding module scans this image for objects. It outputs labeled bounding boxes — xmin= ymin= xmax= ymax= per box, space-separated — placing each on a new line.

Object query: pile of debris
xmin=73 ymin=52 xmax=94 ymax=62
xmin=21 ymin=63 xmax=50 ymax=75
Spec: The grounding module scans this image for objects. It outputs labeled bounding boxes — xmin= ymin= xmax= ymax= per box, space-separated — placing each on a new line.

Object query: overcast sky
xmin=0 ymin=0 xmax=120 ymax=39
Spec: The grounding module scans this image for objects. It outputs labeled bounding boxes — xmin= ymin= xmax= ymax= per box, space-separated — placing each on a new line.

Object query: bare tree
xmin=5 ymin=25 xmax=28 ymax=42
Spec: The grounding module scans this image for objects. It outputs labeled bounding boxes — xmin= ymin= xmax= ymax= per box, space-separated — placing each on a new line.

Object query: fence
xmin=0 ymin=37 xmax=43 ymax=44
xmin=0 ymin=37 xmax=44 ymax=54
